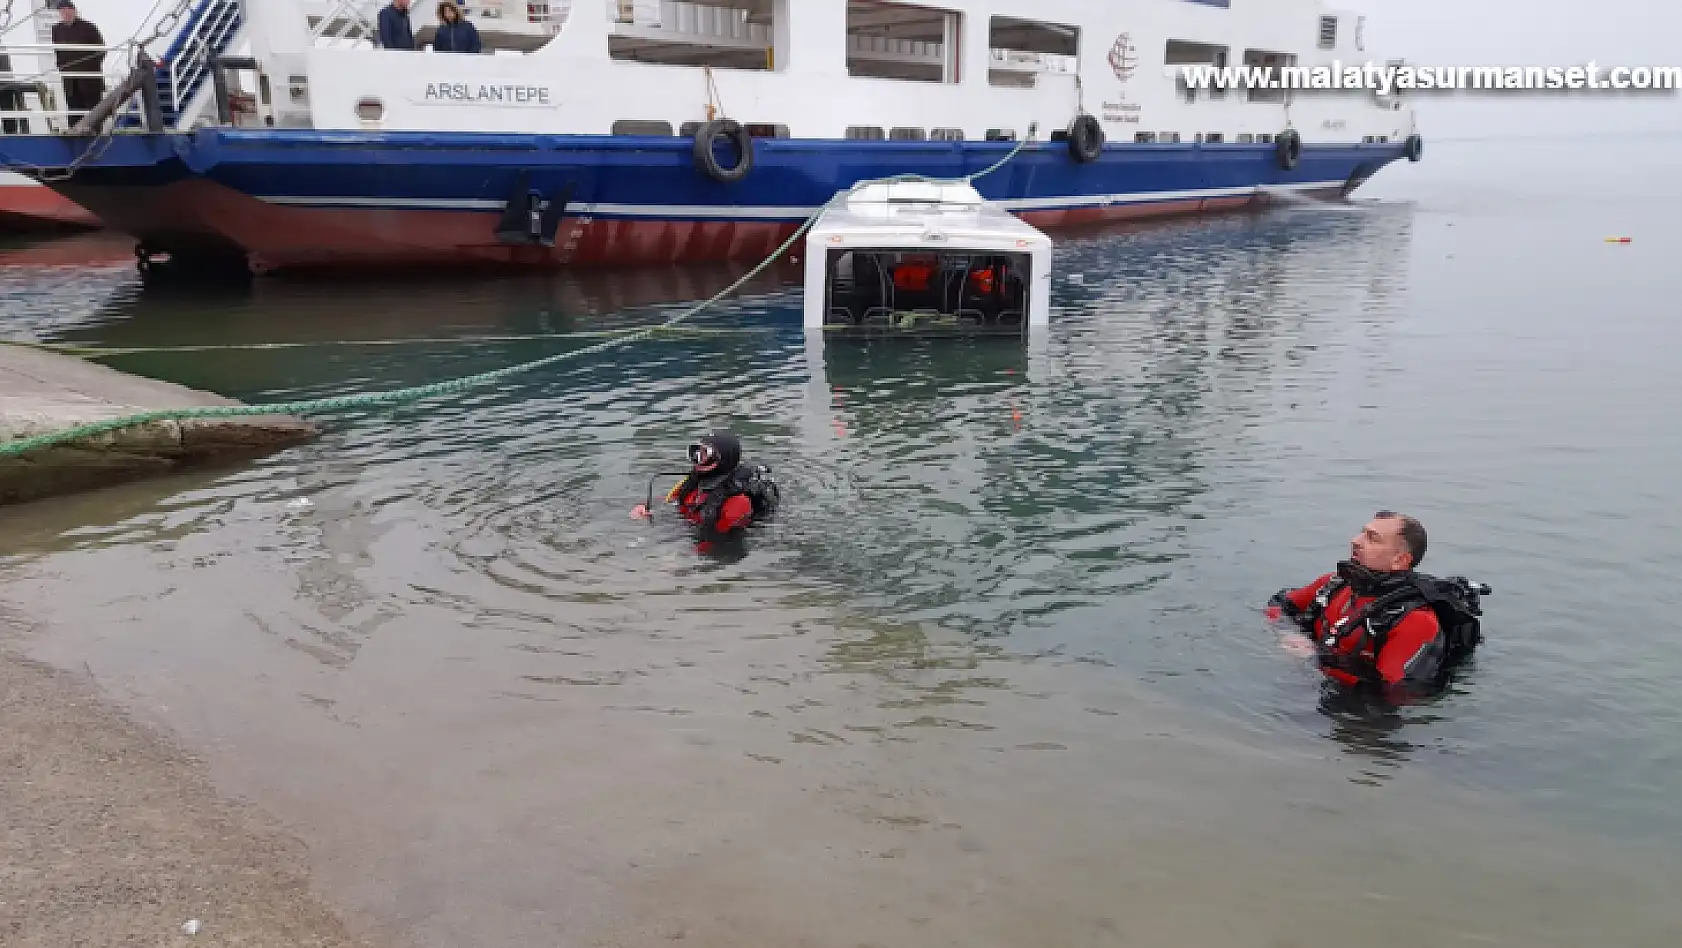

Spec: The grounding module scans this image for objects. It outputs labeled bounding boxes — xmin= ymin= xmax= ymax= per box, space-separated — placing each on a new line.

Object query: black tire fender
xmin=1067 ymin=113 xmax=1104 ymax=162
xmin=693 ymin=118 xmax=753 ymax=183
xmin=1405 ymin=133 xmax=1424 ymax=162
xmin=1276 ymin=129 xmax=1302 ymax=170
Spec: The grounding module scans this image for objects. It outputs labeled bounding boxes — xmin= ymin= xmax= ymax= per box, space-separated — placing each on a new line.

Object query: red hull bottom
xmin=63 ymin=180 xmax=1347 ymax=274
xmin=0 ymin=183 xmax=101 ymax=231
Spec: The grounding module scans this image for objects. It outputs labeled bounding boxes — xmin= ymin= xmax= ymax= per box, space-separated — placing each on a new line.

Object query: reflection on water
xmin=3 ymin=139 xmax=1682 ymax=946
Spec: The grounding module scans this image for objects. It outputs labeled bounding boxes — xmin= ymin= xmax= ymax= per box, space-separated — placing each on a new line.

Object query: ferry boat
xmin=0 ymin=0 xmax=1421 ymax=273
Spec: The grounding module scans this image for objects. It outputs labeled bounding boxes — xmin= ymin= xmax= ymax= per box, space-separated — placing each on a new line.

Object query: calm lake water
xmin=3 ymin=135 xmax=1680 ymax=947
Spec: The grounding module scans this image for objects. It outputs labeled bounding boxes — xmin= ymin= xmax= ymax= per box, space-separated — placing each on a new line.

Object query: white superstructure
xmin=3 ymin=0 xmax=1415 ymax=144
xmin=234 ymin=0 xmax=1412 ymax=145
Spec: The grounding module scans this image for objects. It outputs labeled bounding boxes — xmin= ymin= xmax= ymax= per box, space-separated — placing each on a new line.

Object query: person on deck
xmin=631 ymin=430 xmax=778 ymax=535
xmin=1268 ymin=510 xmax=1457 ymax=697
xmin=377 ymin=0 xmax=416 ymax=50
xmin=49 ymin=0 xmax=105 ymax=127
xmin=432 ymin=2 xmax=481 ymax=53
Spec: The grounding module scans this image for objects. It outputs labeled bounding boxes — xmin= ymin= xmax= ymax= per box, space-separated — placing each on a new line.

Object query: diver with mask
xmin=1268 ymin=510 xmax=1490 ymax=698
xmin=631 ymin=430 xmax=779 ymax=534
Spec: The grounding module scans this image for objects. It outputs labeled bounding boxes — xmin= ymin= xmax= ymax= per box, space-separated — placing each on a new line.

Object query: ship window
xmin=1166 ymin=40 xmax=1229 ymax=99
xmin=1134 ymin=131 xmax=1155 ymax=143
xmin=608 ymin=1 xmax=775 ymax=72
xmin=930 ymin=127 xmax=965 ymax=141
xmin=746 ymin=123 xmax=790 ymax=138
xmin=846 ymin=1 xmax=963 ymax=84
xmin=354 ymin=97 xmax=384 ymax=122
xmin=988 ymin=16 xmax=1079 ymax=88
xmin=679 ymin=121 xmax=701 ymax=137
xmin=889 ymin=127 xmax=927 ymax=141
xmin=985 ymin=128 xmax=1016 ymax=141
xmin=1159 ymin=131 xmax=1181 ymax=143
xmin=1241 ymin=49 xmax=1295 ymax=102
xmin=612 ymin=119 xmax=673 ymax=136
xmin=1318 ymin=17 xmax=1337 ymax=49
xmin=1236 ymin=133 xmax=1254 ymax=143
xmin=846 ymin=126 xmax=886 ymax=139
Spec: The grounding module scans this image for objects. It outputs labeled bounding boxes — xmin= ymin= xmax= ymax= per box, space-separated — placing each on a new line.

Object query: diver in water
xmin=1268 ymin=510 xmax=1489 ymax=700
xmin=631 ymin=430 xmax=779 ymax=534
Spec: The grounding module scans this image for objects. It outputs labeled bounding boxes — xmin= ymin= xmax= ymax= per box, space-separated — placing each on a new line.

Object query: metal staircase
xmin=119 ymin=0 xmax=245 ymax=129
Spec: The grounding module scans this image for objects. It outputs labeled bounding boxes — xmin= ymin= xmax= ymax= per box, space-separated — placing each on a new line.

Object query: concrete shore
xmin=0 ymin=639 xmax=379 ymax=947
xmin=0 ymin=343 xmax=315 ymax=506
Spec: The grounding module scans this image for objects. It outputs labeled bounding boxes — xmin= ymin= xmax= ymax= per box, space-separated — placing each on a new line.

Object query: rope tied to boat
xmin=0 ymin=128 xmax=1039 ymax=460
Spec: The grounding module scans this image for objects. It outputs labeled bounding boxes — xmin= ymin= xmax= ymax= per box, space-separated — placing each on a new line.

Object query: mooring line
xmin=0 ymin=130 xmax=1039 ymax=460
xmin=1 ymin=326 xmax=774 ymax=359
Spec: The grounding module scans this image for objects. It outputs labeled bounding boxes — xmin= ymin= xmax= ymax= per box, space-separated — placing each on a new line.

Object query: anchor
xmin=494 ymin=172 xmax=574 ymax=246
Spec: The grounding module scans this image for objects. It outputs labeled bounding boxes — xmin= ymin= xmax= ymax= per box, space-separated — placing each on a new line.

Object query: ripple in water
xmin=3 ymin=140 xmax=1682 ymax=945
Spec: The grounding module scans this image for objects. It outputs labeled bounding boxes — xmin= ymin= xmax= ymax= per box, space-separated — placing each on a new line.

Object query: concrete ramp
xmin=0 ymin=344 xmax=316 ymax=506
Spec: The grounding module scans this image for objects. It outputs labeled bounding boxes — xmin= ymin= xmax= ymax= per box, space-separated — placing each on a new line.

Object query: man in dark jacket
xmin=377 ymin=0 xmax=415 ymax=50
xmin=49 ymin=0 xmax=105 ymax=126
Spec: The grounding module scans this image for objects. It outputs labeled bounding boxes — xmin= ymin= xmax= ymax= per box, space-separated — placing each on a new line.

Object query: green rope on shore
xmin=0 ymin=134 xmax=1037 ymax=461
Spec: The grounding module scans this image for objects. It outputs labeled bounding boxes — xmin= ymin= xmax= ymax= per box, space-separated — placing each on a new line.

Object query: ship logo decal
xmin=1109 ymin=33 xmax=1138 ymax=84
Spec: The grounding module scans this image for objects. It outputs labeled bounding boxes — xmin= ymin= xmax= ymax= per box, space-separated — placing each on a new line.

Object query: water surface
xmin=3 ymin=136 xmax=1680 ymax=946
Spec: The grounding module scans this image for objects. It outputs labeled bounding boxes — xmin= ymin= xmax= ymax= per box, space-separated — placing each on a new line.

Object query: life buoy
xmin=1405 ymin=133 xmax=1424 ymax=162
xmin=1067 ymin=113 xmax=1104 ymax=163
xmin=1275 ymin=129 xmax=1302 ymax=171
xmin=692 ymin=118 xmax=753 ymax=184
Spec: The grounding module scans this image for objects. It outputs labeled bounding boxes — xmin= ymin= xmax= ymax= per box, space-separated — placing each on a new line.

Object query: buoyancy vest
xmin=1281 ymin=571 xmax=1488 ymax=687
xmin=685 ymin=462 xmax=779 ymax=531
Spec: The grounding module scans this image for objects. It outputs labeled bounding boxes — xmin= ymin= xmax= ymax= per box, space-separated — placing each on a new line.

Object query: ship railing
xmin=607 ymin=2 xmax=792 ymax=40
xmin=847 ymin=32 xmax=942 ymax=68
xmin=160 ymin=0 xmax=245 ymax=125
xmin=470 ymin=0 xmax=571 ymax=33
xmin=0 ymin=41 xmax=142 ymax=135
xmin=988 ymin=47 xmax=1076 ymax=75
xmin=302 ymin=0 xmax=573 ymax=45
xmin=308 ymin=0 xmax=379 ymax=45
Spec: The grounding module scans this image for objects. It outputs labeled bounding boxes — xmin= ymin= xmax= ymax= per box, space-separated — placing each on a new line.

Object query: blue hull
xmin=0 ymin=129 xmax=1409 ymax=271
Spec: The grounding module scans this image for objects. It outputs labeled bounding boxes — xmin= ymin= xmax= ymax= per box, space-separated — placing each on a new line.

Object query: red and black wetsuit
xmin=1270 ymin=572 xmax=1444 ymax=688
xmin=662 ymin=430 xmax=777 ymax=536
xmin=674 ymin=484 xmax=755 ymax=532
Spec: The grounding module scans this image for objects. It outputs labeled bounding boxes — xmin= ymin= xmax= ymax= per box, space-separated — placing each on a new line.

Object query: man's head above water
xmin=687 ymin=430 xmax=742 ymax=475
xmin=1349 ymin=510 xmax=1427 ymax=573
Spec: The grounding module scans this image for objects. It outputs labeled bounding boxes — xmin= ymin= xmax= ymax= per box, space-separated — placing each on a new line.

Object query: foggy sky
xmin=1338 ymin=0 xmax=1682 ymax=136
